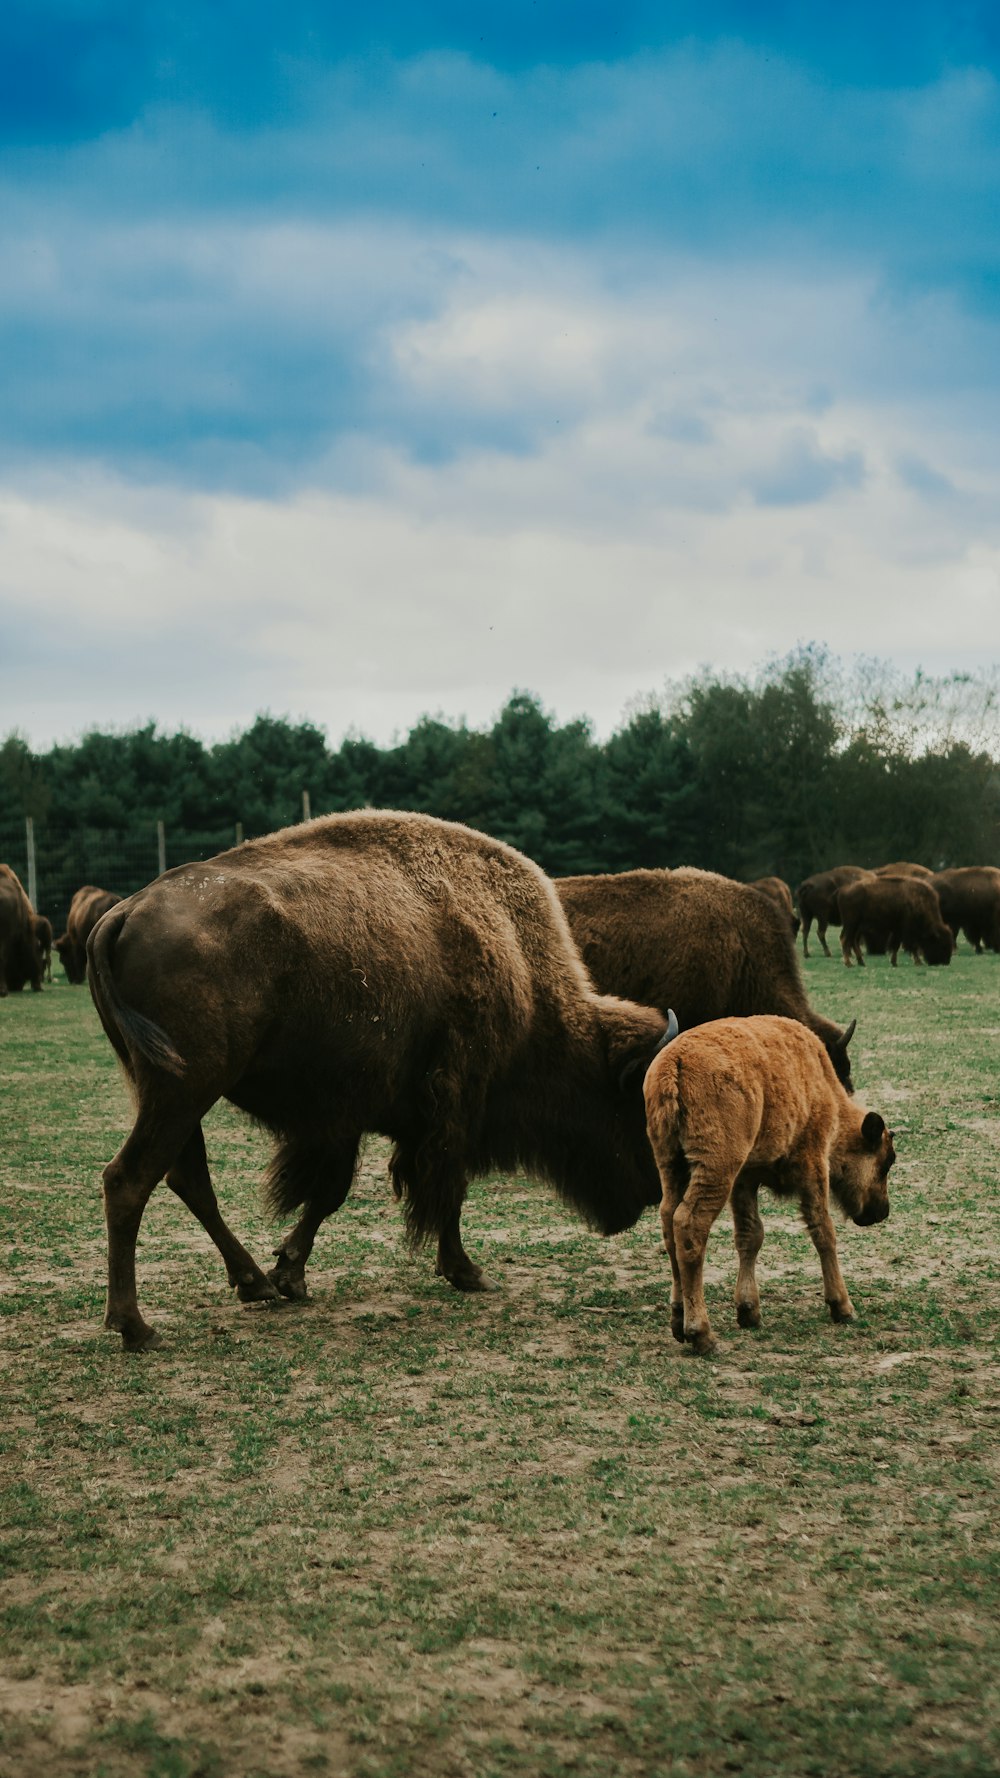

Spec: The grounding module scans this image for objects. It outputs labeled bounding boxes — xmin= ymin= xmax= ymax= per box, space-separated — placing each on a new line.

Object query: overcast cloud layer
xmin=2 ymin=2 xmax=999 ymax=747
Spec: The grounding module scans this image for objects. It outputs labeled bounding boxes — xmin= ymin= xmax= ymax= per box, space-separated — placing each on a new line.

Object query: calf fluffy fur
xmin=644 ymin=1016 xmax=895 ymax=1354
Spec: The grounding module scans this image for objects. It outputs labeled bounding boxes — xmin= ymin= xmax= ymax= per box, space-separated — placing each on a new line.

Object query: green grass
xmin=1 ymin=951 xmax=999 ymax=1776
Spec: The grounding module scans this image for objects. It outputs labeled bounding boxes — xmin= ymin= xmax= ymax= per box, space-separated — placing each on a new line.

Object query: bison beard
xmin=88 ymin=811 xmax=670 ymax=1350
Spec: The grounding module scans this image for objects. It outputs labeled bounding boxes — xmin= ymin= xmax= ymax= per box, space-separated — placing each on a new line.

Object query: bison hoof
xmin=828 ymin=1300 xmax=855 ymax=1324
xmin=670 ymin=1305 xmax=686 ymax=1343
xmin=685 ymin=1330 xmax=718 ymax=1357
xmin=267 ymin=1265 xmax=308 ymax=1301
xmin=237 ymin=1274 xmax=282 ymax=1304
xmin=119 ymin=1323 xmax=163 ymax=1352
xmin=447 ymin=1268 xmax=493 ymax=1293
xmin=736 ymin=1302 xmax=761 ymax=1329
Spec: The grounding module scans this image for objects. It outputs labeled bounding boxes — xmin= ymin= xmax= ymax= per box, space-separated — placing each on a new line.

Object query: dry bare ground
xmin=1 ymin=948 xmax=998 ymax=1776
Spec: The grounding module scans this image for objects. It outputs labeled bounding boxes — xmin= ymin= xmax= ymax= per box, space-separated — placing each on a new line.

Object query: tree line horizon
xmin=2 ymin=651 xmax=998 ymax=926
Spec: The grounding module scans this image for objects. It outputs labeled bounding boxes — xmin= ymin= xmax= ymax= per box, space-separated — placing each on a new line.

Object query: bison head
xmin=830 ymin=1109 xmax=895 ymax=1226
xmin=924 ymin=927 xmax=955 ymax=967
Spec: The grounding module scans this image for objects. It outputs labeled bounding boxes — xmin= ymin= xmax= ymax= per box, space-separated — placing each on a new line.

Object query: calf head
xmin=830 ymin=1110 xmax=895 ymax=1226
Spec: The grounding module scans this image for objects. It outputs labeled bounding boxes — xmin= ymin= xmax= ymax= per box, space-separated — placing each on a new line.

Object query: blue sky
xmin=2 ymin=2 xmax=999 ymax=746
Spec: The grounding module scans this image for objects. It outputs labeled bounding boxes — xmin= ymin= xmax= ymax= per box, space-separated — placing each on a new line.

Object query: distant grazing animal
xmin=88 ymin=811 xmax=673 ymax=1351
xmin=56 ymin=887 xmax=121 ymax=984
xmin=838 ymin=875 xmax=954 ymax=968
xmin=874 ymin=862 xmax=934 ymax=880
xmin=555 ymin=868 xmax=856 ymax=1092
xmin=796 ymin=866 xmax=872 ymax=958
xmin=644 ymin=1016 xmax=895 ymax=1354
xmin=750 ymin=875 xmax=800 ymax=938
xmin=0 ymin=864 xmax=43 ymax=996
xmin=931 ymin=867 xmax=1000 ymax=954
xmin=33 ymin=915 xmax=53 ymax=983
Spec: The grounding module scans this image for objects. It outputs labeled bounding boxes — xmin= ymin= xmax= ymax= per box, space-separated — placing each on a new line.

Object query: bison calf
xmin=644 ymin=1016 xmax=895 ymax=1355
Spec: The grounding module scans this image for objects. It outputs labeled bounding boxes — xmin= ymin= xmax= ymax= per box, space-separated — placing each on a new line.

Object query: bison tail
xmin=87 ymin=906 xmax=187 ymax=1078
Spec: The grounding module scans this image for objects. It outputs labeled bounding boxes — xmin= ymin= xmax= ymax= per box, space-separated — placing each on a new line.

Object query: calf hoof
xmin=828 ymin=1299 xmax=855 ymax=1324
xmin=736 ymin=1302 xmax=761 ymax=1329
xmin=685 ymin=1329 xmax=718 ymax=1357
xmin=670 ymin=1304 xmax=686 ymax=1344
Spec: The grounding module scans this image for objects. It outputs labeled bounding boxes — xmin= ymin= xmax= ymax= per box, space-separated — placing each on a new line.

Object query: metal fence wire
xmin=0 ymin=821 xmax=246 ymax=937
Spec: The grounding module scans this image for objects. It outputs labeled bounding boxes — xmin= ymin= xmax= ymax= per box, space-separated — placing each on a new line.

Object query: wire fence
xmin=0 ymin=820 xmax=248 ymax=937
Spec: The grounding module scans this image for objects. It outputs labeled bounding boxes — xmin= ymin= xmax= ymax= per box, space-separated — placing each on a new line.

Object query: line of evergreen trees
xmin=2 ymin=649 xmax=998 ymax=933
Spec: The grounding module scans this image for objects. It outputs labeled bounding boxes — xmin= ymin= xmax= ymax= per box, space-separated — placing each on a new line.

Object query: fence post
xmin=25 ymin=817 xmax=37 ymax=908
xmin=302 ymin=790 xmax=311 ymax=822
xmin=157 ymin=821 xmax=166 ymax=876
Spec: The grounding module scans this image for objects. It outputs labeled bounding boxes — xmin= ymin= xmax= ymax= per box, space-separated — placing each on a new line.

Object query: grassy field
xmin=1 ymin=951 xmax=998 ymax=1777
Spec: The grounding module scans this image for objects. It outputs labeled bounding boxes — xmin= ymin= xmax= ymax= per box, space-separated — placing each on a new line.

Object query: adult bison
xmin=88 ymin=811 xmax=673 ymax=1351
xmin=750 ymin=875 xmax=800 ymax=938
xmin=56 ymin=887 xmax=121 ymax=984
xmin=796 ymin=866 xmax=872 ymax=958
xmin=875 ymin=862 xmax=934 ymax=880
xmin=838 ymin=874 xmax=954 ymax=967
xmin=0 ymin=864 xmax=43 ymax=996
xmin=555 ymin=867 xmax=856 ymax=1091
xmin=931 ymin=867 xmax=1000 ymax=954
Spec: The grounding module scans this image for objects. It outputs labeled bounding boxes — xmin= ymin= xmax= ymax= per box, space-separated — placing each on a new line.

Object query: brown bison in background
xmin=796 ymin=866 xmax=872 ymax=957
xmin=644 ymin=1016 xmax=895 ymax=1354
xmin=56 ymin=887 xmax=121 ymax=984
xmin=750 ymin=875 xmax=800 ymax=938
xmin=874 ymin=862 xmax=934 ymax=879
xmin=33 ymin=915 xmax=53 ymax=983
xmin=839 ymin=875 xmax=954 ymax=968
xmin=0 ymin=864 xmax=43 ymax=995
xmin=88 ymin=811 xmax=673 ymax=1351
xmin=931 ymin=867 xmax=1000 ymax=954
xmin=555 ymin=867 xmax=856 ymax=1091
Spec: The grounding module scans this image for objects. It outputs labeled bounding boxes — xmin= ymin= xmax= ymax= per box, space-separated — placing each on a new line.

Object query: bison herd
xmin=2 ymin=820 xmax=997 ymax=1353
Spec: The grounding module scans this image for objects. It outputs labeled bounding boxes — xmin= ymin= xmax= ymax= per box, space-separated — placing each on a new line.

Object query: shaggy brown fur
xmin=931 ymin=867 xmax=1000 ymax=954
xmin=88 ymin=811 xmax=671 ymax=1350
xmin=56 ymin=887 xmax=121 ymax=985
xmin=0 ymin=863 xmax=43 ymax=996
xmin=644 ymin=1016 xmax=895 ymax=1355
xmin=750 ymin=875 xmax=800 ymax=938
xmin=839 ymin=875 xmax=954 ymax=968
xmin=555 ymin=867 xmax=856 ymax=1092
xmin=796 ymin=866 xmax=872 ymax=958
xmin=874 ymin=862 xmax=934 ymax=879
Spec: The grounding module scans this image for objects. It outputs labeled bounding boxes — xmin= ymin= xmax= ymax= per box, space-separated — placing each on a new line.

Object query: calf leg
xmin=267 ymin=1134 xmax=361 ymax=1300
xmin=658 ymin=1157 xmax=688 ymax=1344
xmin=671 ymin=1166 xmax=733 ymax=1355
xmin=794 ymin=1165 xmax=854 ymax=1322
xmin=731 ymin=1179 xmax=765 ymax=1328
xmin=166 ymin=1127 xmax=278 ymax=1305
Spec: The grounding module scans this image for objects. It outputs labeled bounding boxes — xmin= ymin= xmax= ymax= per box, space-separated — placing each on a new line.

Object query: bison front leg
xmin=166 ymin=1127 xmax=278 ymax=1306
xmin=435 ymin=1201 xmax=492 ymax=1292
xmin=731 ymin=1178 xmax=765 ymax=1329
xmin=671 ymin=1167 xmax=732 ymax=1355
xmin=267 ymin=1135 xmax=360 ymax=1300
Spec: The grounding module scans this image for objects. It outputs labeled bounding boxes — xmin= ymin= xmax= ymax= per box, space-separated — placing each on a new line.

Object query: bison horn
xmin=836 ymin=1017 xmax=857 ymax=1051
xmin=652 ymin=1008 xmax=680 ymax=1056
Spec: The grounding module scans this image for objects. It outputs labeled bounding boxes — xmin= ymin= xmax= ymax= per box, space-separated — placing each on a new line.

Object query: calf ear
xmin=861 ymin=1111 xmax=887 ymax=1149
